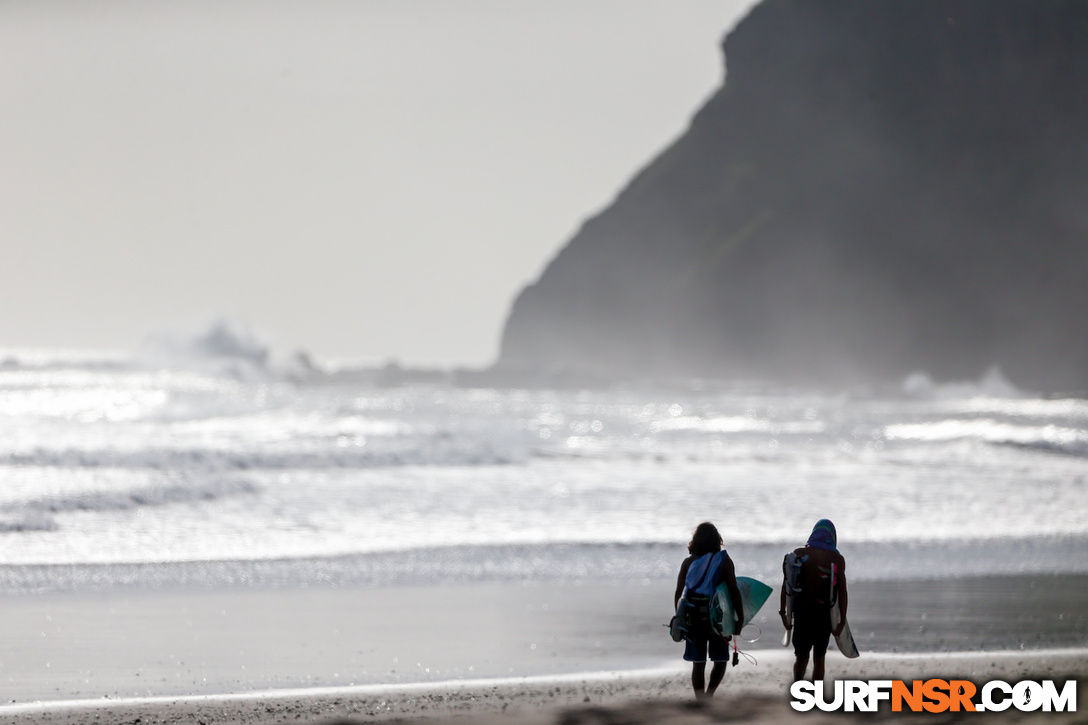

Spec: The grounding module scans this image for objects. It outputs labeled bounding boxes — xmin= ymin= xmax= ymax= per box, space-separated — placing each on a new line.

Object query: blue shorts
xmin=683 ymin=621 xmax=731 ymax=663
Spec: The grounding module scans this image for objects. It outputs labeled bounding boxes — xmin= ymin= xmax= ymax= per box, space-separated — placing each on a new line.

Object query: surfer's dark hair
xmin=688 ymin=522 xmax=722 ymax=557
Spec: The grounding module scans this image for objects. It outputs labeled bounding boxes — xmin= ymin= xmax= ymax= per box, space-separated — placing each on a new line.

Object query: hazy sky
xmin=2 ymin=0 xmax=756 ymax=367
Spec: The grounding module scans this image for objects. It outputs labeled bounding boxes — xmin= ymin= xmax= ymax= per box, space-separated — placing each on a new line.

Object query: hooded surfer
xmin=779 ymin=519 xmax=848 ymax=681
xmin=674 ymin=522 xmax=744 ymax=698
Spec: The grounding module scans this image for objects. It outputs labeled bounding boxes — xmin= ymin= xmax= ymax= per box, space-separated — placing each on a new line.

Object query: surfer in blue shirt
xmin=674 ymin=522 xmax=744 ymax=699
xmin=779 ymin=519 xmax=848 ymax=681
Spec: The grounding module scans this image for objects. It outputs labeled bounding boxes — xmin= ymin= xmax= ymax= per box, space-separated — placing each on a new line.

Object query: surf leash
xmin=731 ymin=637 xmax=758 ymax=667
xmin=739 ymin=622 xmax=762 ymax=644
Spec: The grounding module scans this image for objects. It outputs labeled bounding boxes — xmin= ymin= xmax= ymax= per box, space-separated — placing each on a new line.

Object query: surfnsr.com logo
xmin=790 ymin=679 xmax=1077 ymax=713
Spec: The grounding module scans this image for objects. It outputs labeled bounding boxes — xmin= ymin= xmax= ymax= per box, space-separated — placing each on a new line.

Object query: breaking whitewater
xmin=1 ymin=323 xmax=1085 ymax=595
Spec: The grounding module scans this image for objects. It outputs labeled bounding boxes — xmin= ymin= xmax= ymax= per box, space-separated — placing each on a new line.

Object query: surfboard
xmin=781 ymin=551 xmax=805 ymax=647
xmin=830 ymin=606 xmax=859 ymax=658
xmin=710 ymin=576 xmax=772 ymax=637
xmin=830 ymin=563 xmax=859 ymax=658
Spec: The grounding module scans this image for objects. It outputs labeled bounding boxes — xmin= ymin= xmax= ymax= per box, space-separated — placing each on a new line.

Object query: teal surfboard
xmin=710 ymin=576 xmax=773 ymax=637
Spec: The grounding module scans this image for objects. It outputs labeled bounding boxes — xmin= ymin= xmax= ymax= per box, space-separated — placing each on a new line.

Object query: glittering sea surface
xmin=1 ymin=344 xmax=1085 ymax=593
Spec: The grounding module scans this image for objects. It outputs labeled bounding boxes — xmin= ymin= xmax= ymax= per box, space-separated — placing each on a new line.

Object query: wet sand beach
xmin=0 ymin=574 xmax=1084 ymax=723
xmin=1 ymin=650 xmax=1084 ymax=724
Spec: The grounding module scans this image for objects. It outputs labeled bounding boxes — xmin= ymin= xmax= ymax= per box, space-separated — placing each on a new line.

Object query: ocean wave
xmin=884 ymin=418 xmax=1088 ymax=456
xmin=0 ymin=512 xmax=58 ymax=534
xmin=22 ymin=477 xmax=259 ymax=514
xmin=0 ymin=478 xmax=260 ymax=536
xmin=0 ymin=440 xmax=528 ymax=471
xmin=647 ymin=414 xmax=825 ymax=435
xmin=991 ymin=438 xmax=1088 ymax=458
xmin=901 ymin=367 xmax=1026 ymax=399
xmin=134 ymin=319 xmax=318 ymax=381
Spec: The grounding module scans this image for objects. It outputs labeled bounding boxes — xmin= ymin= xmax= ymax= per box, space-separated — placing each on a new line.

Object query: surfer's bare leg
xmin=812 ymin=655 xmax=826 ymax=681
xmin=793 ymin=654 xmax=809 ymax=681
xmin=706 ymin=662 xmax=727 ymax=696
xmin=691 ymin=662 xmax=707 ymax=696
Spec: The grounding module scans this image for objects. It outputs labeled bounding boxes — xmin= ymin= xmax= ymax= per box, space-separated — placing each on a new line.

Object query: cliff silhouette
xmin=498 ymin=0 xmax=1088 ymax=393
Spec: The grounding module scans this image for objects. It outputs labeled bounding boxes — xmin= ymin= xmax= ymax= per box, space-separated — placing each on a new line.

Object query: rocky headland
xmin=499 ymin=0 xmax=1088 ymax=394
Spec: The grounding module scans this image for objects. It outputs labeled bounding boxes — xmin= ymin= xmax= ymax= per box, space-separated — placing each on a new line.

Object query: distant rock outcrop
xmin=498 ymin=0 xmax=1088 ymax=393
